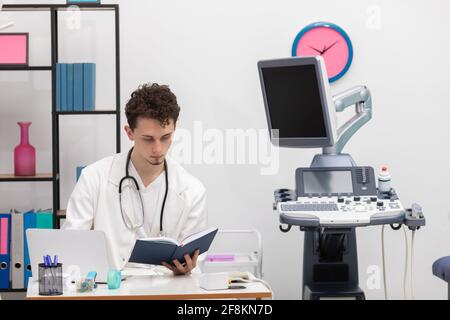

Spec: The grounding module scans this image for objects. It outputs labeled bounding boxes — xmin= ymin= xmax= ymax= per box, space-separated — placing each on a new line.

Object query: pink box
xmin=206 ymin=254 xmax=235 ymax=262
xmin=0 ymin=33 xmax=29 ymax=66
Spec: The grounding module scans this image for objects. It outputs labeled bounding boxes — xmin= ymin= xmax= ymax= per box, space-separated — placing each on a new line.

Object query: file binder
xmin=11 ymin=210 xmax=24 ymax=289
xmin=61 ymin=63 xmax=68 ymax=111
xmin=67 ymin=63 xmax=74 ymax=111
xmin=83 ymin=63 xmax=96 ymax=111
xmin=23 ymin=210 xmax=36 ymax=288
xmin=76 ymin=166 xmax=86 ymax=182
xmin=73 ymin=63 xmax=84 ymax=111
xmin=0 ymin=213 xmax=11 ymax=289
xmin=36 ymin=209 xmax=53 ymax=229
xmin=56 ymin=63 xmax=61 ymax=111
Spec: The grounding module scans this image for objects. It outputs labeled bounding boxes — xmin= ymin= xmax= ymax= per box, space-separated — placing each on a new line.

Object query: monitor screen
xmin=303 ymin=170 xmax=353 ymax=194
xmin=261 ymin=64 xmax=327 ymax=138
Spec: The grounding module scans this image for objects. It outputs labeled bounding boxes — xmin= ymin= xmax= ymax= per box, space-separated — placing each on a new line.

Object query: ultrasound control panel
xmin=295 ymin=166 xmax=377 ymax=197
xmin=275 ymin=166 xmax=405 ymax=227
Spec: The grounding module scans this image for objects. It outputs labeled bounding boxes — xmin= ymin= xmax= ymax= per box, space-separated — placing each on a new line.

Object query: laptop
xmin=27 ymin=229 xmax=112 ymax=283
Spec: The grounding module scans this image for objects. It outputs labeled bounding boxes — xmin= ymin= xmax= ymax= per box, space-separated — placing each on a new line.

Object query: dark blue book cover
xmin=129 ymin=228 xmax=218 ymax=265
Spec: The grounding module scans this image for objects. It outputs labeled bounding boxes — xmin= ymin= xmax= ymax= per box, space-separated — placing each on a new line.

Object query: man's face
xmin=125 ymin=117 xmax=175 ymax=166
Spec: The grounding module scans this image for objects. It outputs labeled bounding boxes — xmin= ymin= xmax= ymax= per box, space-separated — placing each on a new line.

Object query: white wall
xmin=1 ymin=0 xmax=449 ymax=299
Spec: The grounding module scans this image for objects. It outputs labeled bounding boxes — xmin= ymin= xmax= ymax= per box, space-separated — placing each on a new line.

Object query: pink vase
xmin=14 ymin=122 xmax=36 ymax=176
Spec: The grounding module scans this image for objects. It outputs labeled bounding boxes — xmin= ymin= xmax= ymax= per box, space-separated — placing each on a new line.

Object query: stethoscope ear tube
xmin=160 ymin=158 xmax=169 ymax=234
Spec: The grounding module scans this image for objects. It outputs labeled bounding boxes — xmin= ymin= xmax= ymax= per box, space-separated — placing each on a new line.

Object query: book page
xmin=180 ymin=227 xmax=218 ymax=246
xmin=138 ymin=236 xmax=179 ymax=246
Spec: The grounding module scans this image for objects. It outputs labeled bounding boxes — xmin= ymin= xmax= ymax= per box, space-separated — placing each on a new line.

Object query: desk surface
xmin=26 ymin=272 xmax=272 ymax=300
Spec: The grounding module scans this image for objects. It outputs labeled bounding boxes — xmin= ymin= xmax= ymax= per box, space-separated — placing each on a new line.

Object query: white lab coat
xmin=63 ymin=152 xmax=208 ymax=270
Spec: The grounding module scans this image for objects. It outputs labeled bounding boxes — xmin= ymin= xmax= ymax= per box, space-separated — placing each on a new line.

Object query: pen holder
xmin=38 ymin=263 xmax=63 ymax=296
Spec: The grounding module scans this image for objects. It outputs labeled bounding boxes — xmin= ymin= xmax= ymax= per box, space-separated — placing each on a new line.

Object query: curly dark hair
xmin=125 ymin=83 xmax=180 ymax=129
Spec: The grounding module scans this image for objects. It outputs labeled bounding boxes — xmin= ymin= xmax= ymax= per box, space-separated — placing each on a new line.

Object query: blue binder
xmin=73 ymin=63 xmax=84 ymax=111
xmin=67 ymin=64 xmax=74 ymax=111
xmin=23 ymin=210 xmax=36 ymax=288
xmin=76 ymin=166 xmax=86 ymax=182
xmin=83 ymin=63 xmax=96 ymax=111
xmin=61 ymin=63 xmax=68 ymax=111
xmin=0 ymin=213 xmax=11 ymax=289
xmin=56 ymin=63 xmax=61 ymax=111
xmin=36 ymin=209 xmax=53 ymax=229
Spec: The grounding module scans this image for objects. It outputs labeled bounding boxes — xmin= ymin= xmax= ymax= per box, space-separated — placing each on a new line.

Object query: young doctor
xmin=63 ymin=83 xmax=207 ymax=275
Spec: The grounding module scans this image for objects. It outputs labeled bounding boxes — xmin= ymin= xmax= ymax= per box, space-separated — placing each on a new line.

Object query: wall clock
xmin=292 ymin=22 xmax=353 ymax=82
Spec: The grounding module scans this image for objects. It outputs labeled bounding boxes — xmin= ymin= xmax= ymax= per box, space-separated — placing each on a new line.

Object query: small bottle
xmin=378 ymin=165 xmax=391 ymax=193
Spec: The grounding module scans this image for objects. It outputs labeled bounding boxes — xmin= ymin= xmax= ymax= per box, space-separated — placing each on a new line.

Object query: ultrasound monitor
xmin=258 ymin=56 xmax=337 ymax=148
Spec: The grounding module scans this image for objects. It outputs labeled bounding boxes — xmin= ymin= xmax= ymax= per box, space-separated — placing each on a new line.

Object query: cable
xmin=381 ymin=225 xmax=388 ymax=300
xmin=381 ymin=225 xmax=414 ymax=300
xmin=254 ymin=279 xmax=274 ymax=300
xmin=402 ymin=225 xmax=409 ymax=300
xmin=411 ymin=230 xmax=416 ymax=300
xmin=239 ymin=278 xmax=274 ymax=300
xmin=0 ymin=21 xmax=14 ymax=31
xmin=383 ymin=224 xmax=416 ymax=300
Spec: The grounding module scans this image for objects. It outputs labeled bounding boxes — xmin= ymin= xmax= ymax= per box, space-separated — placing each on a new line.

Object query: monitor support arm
xmin=323 ymin=86 xmax=372 ymax=155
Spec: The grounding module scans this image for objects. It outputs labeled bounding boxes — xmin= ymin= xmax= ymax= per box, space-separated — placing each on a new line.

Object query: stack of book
xmin=56 ymin=63 xmax=96 ymax=112
xmin=0 ymin=209 xmax=54 ymax=290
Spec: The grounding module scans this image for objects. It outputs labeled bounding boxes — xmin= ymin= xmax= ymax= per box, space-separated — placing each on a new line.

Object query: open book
xmin=128 ymin=227 xmax=218 ymax=266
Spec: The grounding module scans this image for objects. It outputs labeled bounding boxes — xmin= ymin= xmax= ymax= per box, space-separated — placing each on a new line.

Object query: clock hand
xmin=322 ymin=40 xmax=339 ymax=54
xmin=308 ymin=45 xmax=324 ymax=55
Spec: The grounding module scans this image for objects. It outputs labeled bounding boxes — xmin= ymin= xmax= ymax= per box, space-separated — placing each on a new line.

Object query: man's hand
xmin=162 ymin=249 xmax=200 ymax=275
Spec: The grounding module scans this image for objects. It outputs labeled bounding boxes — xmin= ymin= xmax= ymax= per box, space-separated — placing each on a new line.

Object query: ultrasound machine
xmin=257 ymin=56 xmax=425 ymax=300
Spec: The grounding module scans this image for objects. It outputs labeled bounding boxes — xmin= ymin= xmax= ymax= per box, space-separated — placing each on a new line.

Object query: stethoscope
xmin=118 ymin=147 xmax=169 ymax=235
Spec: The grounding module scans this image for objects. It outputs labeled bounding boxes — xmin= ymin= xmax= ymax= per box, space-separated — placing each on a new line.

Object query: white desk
xmin=26 ymin=272 xmax=272 ymax=300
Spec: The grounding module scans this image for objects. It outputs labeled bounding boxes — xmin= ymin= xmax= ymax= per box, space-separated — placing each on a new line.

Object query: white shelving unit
xmin=201 ymin=229 xmax=263 ymax=279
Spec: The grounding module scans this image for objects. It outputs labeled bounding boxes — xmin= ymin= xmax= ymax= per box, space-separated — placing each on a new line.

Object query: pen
xmin=54 ymin=255 xmax=58 ymax=267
